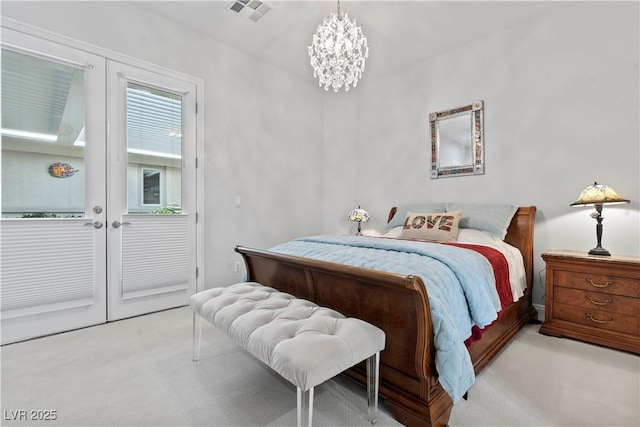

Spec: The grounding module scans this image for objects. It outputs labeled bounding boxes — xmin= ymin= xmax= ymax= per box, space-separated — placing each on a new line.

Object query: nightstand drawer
xmin=554 ymin=269 xmax=640 ymax=297
xmin=555 ymin=302 xmax=639 ymax=335
xmin=554 ymin=287 xmax=639 ymax=317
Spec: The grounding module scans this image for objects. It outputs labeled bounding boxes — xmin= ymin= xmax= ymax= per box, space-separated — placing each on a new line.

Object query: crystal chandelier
xmin=308 ymin=0 xmax=369 ymax=92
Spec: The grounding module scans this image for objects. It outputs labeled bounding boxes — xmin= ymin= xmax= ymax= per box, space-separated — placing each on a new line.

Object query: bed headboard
xmin=388 ymin=206 xmax=537 ymax=290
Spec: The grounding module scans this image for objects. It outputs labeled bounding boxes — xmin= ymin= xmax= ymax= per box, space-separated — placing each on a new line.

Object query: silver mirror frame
xmin=429 ymin=100 xmax=484 ymax=179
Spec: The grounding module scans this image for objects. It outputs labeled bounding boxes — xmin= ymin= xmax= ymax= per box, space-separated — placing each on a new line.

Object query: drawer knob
xmin=585 ymin=278 xmax=613 ymax=288
xmin=585 ymin=295 xmax=613 ymax=306
xmin=585 ymin=313 xmax=613 ymax=324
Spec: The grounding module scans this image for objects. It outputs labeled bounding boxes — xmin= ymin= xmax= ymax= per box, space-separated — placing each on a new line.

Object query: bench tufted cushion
xmin=191 ymin=282 xmax=386 ymax=391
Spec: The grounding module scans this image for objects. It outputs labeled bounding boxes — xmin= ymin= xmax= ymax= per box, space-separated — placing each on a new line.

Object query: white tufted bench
xmin=191 ymin=282 xmax=386 ymax=426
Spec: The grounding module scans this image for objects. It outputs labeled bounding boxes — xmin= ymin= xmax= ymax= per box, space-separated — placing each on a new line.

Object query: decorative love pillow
xmin=399 ymin=211 xmax=463 ymax=242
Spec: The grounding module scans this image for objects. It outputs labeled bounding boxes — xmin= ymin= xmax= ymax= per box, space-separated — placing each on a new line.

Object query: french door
xmin=106 ymin=62 xmax=197 ymax=321
xmin=1 ymin=29 xmax=199 ymax=343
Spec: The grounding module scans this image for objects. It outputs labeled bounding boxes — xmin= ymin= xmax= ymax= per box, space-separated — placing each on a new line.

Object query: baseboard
xmin=533 ymin=303 xmax=545 ymax=322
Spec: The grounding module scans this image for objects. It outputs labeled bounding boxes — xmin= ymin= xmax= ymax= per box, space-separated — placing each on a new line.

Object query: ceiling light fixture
xmin=308 ymin=0 xmax=368 ymax=92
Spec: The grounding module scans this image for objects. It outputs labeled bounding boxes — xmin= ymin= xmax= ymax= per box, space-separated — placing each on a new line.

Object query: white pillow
xmin=383 ymin=226 xmax=403 ymax=238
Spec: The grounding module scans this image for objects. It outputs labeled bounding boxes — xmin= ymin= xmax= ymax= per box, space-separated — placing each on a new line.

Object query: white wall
xmin=1 ymin=1 xmax=325 ymax=289
xmin=322 ymin=93 xmax=359 ymax=233
xmin=333 ymin=1 xmax=639 ymax=304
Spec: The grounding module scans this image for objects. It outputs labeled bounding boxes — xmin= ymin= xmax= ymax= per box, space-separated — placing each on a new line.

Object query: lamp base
xmin=588 ymin=209 xmax=610 ymax=256
xmin=588 ymin=246 xmax=611 ymax=256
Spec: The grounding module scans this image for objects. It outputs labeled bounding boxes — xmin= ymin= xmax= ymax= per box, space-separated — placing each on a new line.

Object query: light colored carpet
xmin=0 ymin=307 xmax=399 ymax=427
xmin=1 ymin=306 xmax=638 ymax=426
xmin=450 ymin=324 xmax=639 ymax=427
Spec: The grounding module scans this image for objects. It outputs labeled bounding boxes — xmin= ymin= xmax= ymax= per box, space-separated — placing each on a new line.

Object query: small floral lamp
xmin=348 ymin=206 xmax=370 ymax=236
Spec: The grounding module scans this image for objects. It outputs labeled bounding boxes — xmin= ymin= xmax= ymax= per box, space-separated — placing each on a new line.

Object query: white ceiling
xmin=129 ymin=1 xmax=566 ymax=81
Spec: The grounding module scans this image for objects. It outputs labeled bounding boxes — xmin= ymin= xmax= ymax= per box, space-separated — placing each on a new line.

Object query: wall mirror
xmin=429 ymin=100 xmax=484 ymax=178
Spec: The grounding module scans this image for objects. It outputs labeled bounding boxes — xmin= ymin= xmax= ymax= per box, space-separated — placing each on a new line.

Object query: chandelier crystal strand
xmin=308 ymin=1 xmax=369 ymax=92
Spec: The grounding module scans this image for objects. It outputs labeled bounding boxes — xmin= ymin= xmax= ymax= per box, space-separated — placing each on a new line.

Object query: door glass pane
xmin=125 ymin=83 xmax=182 ymax=214
xmin=1 ymin=48 xmax=86 ymax=218
xmin=142 ymin=168 xmax=161 ymax=205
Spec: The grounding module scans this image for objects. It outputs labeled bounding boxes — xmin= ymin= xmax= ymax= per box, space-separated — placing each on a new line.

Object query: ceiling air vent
xmin=229 ymin=0 xmax=271 ymax=22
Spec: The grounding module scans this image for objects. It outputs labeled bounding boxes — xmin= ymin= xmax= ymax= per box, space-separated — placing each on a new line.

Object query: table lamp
xmin=570 ymin=181 xmax=630 ymax=256
xmin=348 ymin=206 xmax=369 ymax=236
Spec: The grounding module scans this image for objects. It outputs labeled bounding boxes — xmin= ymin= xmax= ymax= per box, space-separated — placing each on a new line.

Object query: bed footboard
xmin=235 ymin=245 xmax=454 ymax=427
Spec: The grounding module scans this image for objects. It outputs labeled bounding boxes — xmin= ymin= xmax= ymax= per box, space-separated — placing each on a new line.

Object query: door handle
xmin=112 ymin=220 xmax=131 ymax=228
xmin=84 ymin=221 xmax=104 ymax=229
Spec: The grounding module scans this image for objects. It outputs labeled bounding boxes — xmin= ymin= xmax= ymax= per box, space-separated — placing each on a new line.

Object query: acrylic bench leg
xmin=192 ymin=312 xmax=202 ymax=362
xmin=297 ymin=387 xmax=314 ymax=427
xmin=367 ymin=352 xmax=380 ymax=424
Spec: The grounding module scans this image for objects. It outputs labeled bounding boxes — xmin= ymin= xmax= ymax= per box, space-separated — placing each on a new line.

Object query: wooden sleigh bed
xmin=235 ymin=206 xmax=537 ymax=427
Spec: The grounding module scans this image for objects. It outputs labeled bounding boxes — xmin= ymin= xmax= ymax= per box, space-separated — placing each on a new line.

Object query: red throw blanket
xmin=445 ymin=242 xmax=513 ymax=346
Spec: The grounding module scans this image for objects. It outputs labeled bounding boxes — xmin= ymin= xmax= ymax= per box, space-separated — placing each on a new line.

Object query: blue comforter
xmin=270 ymin=235 xmax=501 ymax=403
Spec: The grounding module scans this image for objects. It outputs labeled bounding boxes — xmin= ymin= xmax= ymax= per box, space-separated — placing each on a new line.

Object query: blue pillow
xmin=386 ymin=203 xmax=447 ymax=230
xmin=445 ymin=203 xmax=517 ymax=239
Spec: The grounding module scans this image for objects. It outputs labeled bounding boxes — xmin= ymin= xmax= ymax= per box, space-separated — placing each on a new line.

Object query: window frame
xmin=140 ymin=166 xmax=163 ymax=207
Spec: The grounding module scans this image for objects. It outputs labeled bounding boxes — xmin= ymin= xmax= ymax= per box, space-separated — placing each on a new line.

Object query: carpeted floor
xmin=1 ymin=306 xmax=638 ymax=426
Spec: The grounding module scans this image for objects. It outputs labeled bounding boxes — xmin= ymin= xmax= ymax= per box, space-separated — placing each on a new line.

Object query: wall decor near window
xmin=48 ymin=162 xmax=78 ymax=178
xmin=430 ymin=101 xmax=484 ymax=178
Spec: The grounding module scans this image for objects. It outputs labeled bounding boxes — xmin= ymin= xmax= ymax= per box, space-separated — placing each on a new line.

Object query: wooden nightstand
xmin=540 ymin=250 xmax=640 ymax=354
